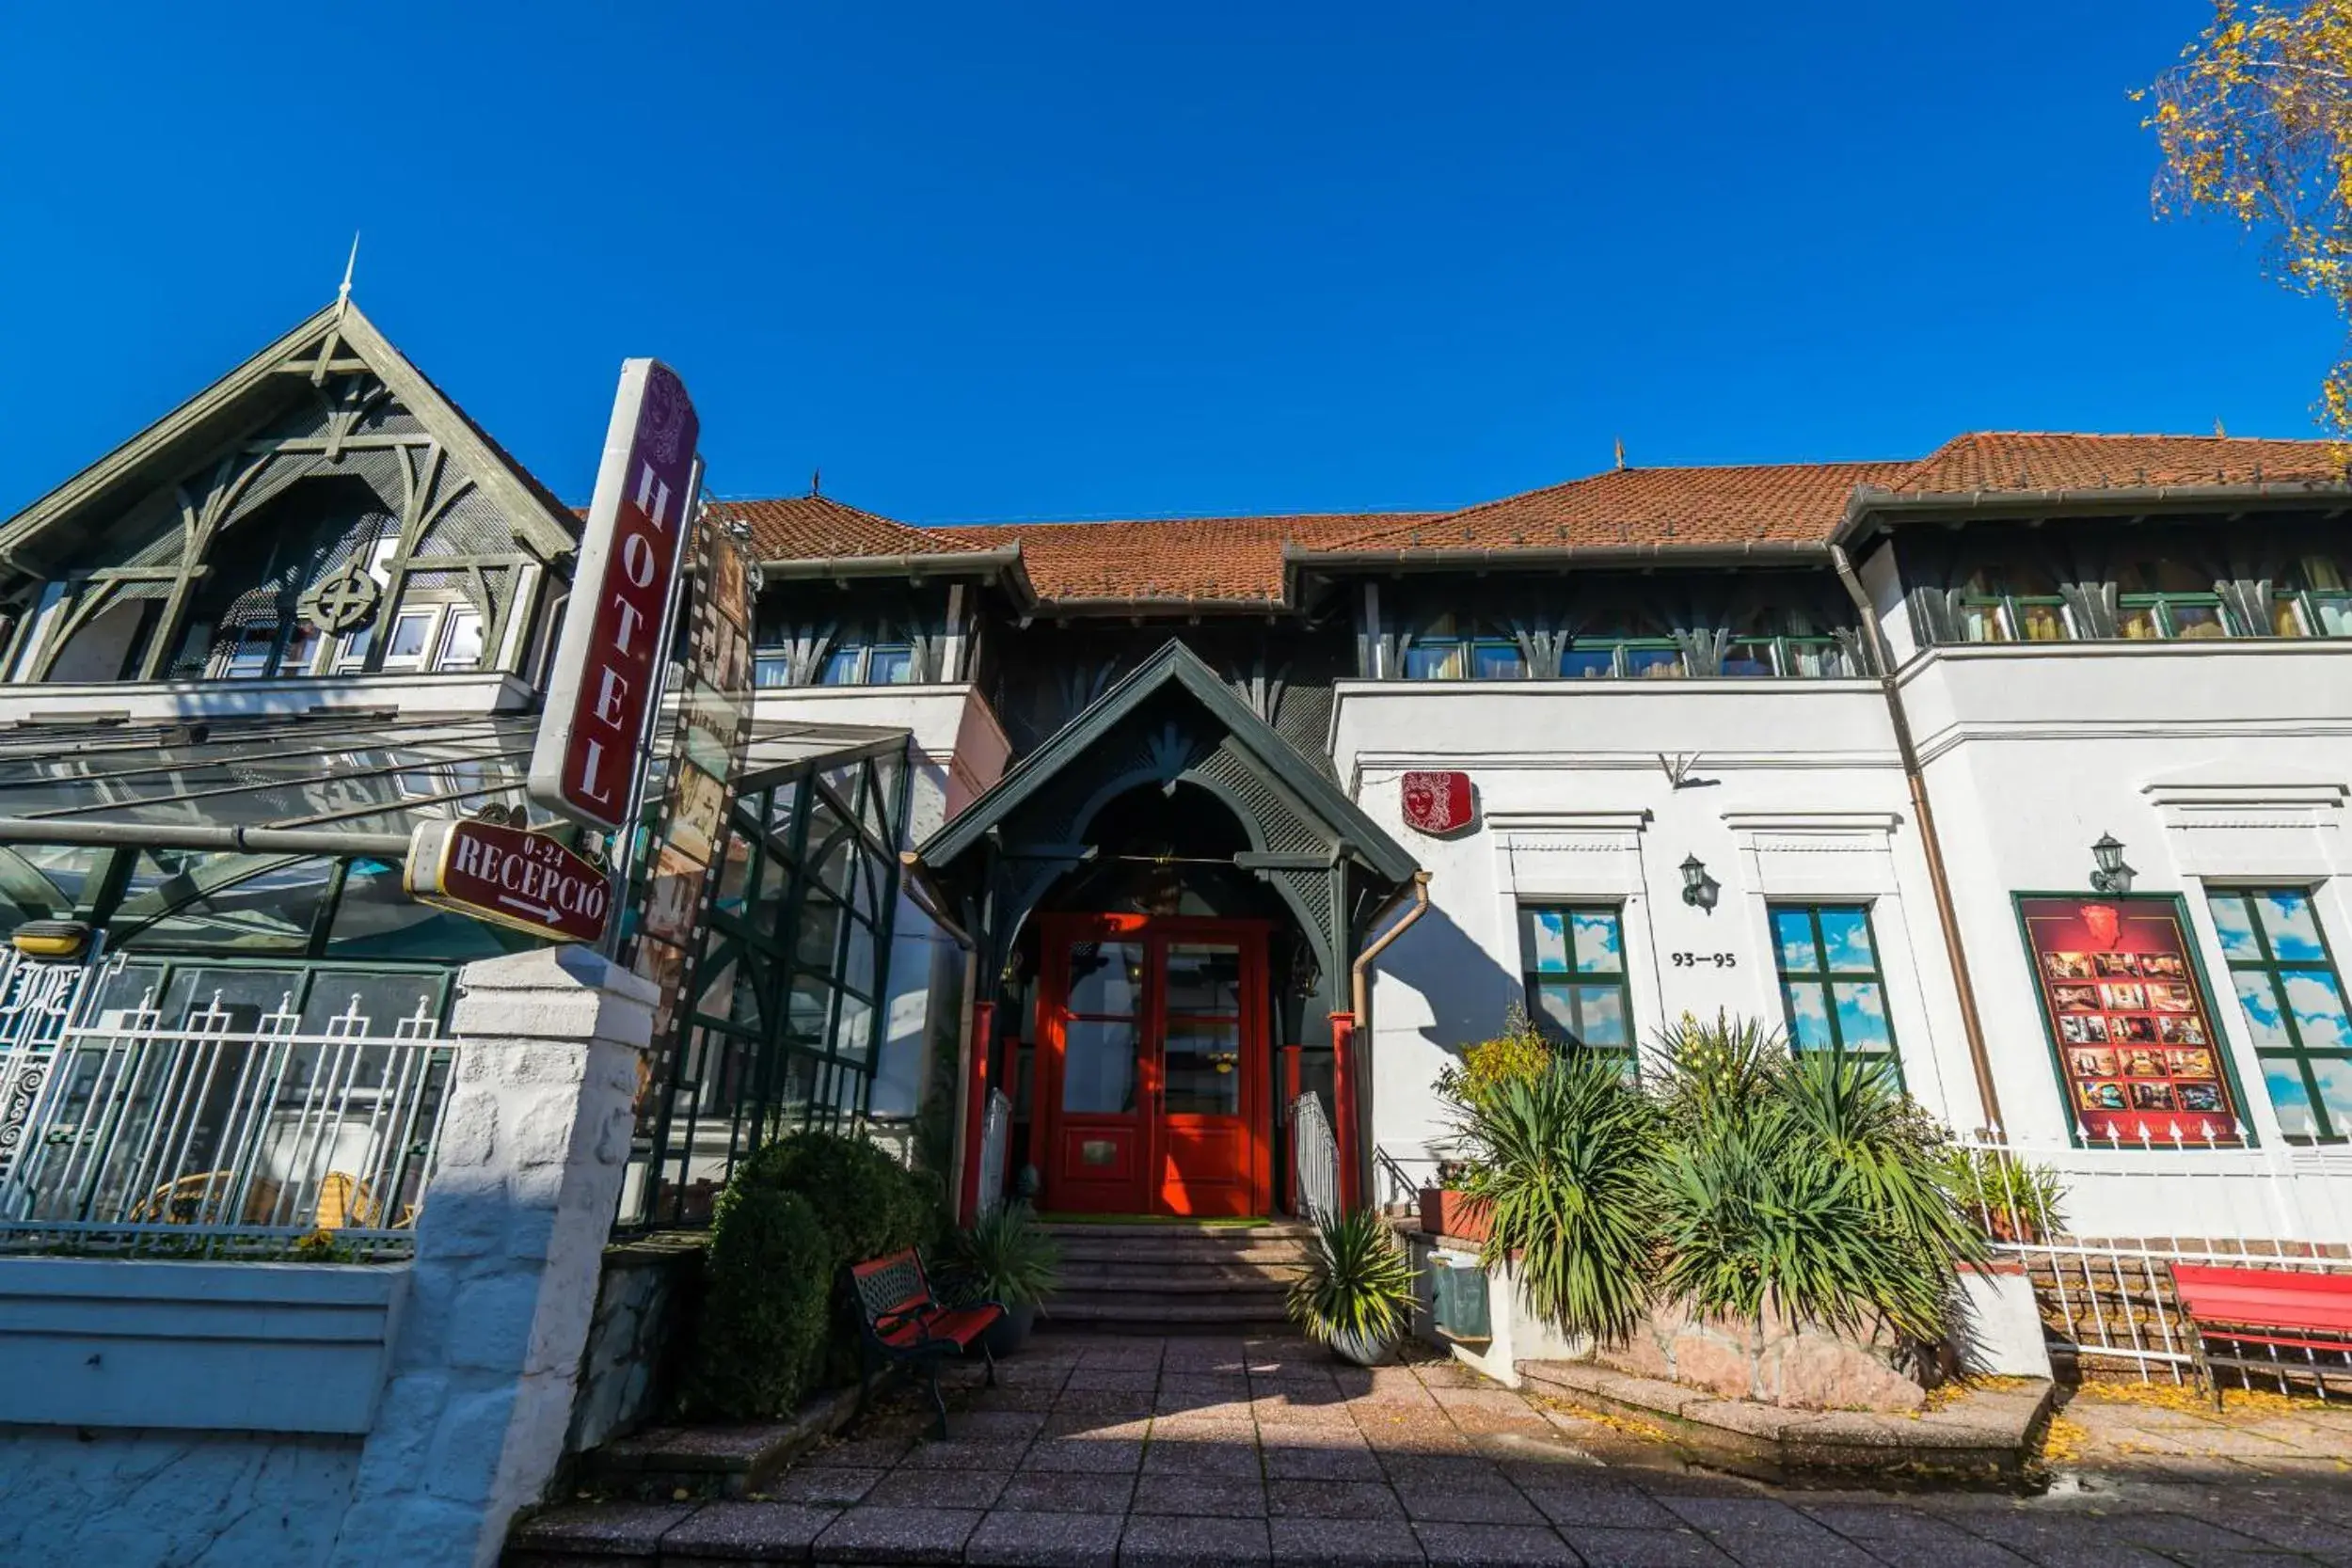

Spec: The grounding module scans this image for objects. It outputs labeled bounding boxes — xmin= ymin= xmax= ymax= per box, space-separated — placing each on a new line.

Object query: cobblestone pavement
xmin=526 ymin=1335 xmax=2352 ymax=1566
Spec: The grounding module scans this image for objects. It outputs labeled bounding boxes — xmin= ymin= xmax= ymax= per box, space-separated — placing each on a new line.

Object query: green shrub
xmin=739 ymin=1129 xmax=945 ymax=1264
xmin=1445 ymin=1044 xmax=1661 ymax=1344
xmin=1289 ymin=1207 xmax=1420 ymax=1347
xmin=679 ymin=1181 xmax=831 ymax=1419
xmin=733 ymin=1130 xmax=946 ymax=1386
xmin=944 ymin=1201 xmax=1061 ymax=1308
xmin=1438 ymin=1006 xmax=1555 ymax=1113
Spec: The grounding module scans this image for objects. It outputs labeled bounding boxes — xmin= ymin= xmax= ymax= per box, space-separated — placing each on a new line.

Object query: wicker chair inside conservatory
xmin=130 ymin=1172 xmax=284 ymax=1227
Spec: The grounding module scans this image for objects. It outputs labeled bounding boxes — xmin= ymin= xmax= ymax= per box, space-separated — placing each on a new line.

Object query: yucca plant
xmin=945 ymin=1200 xmax=1061 ymax=1308
xmin=1447 ymin=1044 xmax=1661 ymax=1344
xmin=1773 ymin=1051 xmax=1988 ymax=1276
xmin=1289 ymin=1207 xmax=1420 ymax=1354
xmin=1941 ymin=1147 xmax=2069 ymax=1243
xmin=1648 ymin=1019 xmax=1973 ymax=1344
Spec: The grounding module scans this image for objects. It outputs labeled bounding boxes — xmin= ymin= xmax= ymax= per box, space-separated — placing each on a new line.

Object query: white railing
xmin=1953 ymin=1126 xmax=2352 ymax=1384
xmin=975 ymin=1087 xmax=1011 ymax=1217
xmin=0 ymin=979 xmax=457 ymax=1259
xmin=0 ymin=952 xmax=101 ymax=1183
xmin=1290 ymin=1091 xmax=1339 ymax=1222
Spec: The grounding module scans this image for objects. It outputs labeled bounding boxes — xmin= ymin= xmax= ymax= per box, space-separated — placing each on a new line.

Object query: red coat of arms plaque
xmin=1401 ymin=770 xmax=1474 ymax=835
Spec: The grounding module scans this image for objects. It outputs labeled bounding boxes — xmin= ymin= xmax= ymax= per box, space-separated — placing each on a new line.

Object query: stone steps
xmin=1040 ymin=1220 xmax=1315 ymax=1333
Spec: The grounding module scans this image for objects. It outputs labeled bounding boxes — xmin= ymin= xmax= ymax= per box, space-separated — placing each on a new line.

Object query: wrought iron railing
xmin=0 ymin=965 xmax=457 ymax=1259
xmin=1954 ymin=1126 xmax=2352 ymax=1386
xmin=1289 ymin=1090 xmax=1339 ymax=1223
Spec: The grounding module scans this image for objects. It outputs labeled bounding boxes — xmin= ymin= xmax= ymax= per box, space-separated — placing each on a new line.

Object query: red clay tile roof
xmin=1885 ymin=432 xmax=2345 ymax=495
xmin=724 ymin=433 xmax=2349 ymax=606
xmin=720 ymin=495 xmax=986 ymax=562
xmin=1328 ymin=461 xmax=1912 ymax=552
xmin=945 ymin=514 xmax=1434 ymax=603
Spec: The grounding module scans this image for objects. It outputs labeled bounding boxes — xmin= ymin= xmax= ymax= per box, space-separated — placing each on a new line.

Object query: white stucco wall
xmin=1326 ymin=641 xmax=2352 ymax=1244
xmin=1330 ymin=677 xmax=1963 ymax=1180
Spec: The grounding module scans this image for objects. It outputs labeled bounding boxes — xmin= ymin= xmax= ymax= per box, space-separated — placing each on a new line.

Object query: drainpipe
xmin=901 ymin=853 xmax=984 ymax=1219
xmin=1830 ymin=546 xmax=2004 ymax=1132
xmin=1339 ymin=869 xmax=1433 ymax=1207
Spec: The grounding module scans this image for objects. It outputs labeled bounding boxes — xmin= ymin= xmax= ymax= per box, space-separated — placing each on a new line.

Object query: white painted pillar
xmin=329 ymin=946 xmax=653 ymax=1568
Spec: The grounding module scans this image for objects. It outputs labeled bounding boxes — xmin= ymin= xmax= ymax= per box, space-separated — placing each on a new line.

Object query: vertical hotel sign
xmin=2017 ymin=894 xmax=2245 ymax=1146
xmin=529 ymin=360 xmax=700 ymax=833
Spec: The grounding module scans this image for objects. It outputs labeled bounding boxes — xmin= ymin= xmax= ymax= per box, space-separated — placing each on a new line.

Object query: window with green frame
xmin=1517 ymin=904 xmax=1632 ymax=1060
xmin=1770 ymin=903 xmax=1899 ymax=1070
xmin=1951 ymin=565 xmax=2070 ymax=643
xmin=2205 ymin=888 xmax=2352 ymax=1143
xmin=2117 ymin=559 xmax=2230 ymax=640
xmin=1403 ymin=614 xmax=1525 ymax=679
xmin=2269 ymin=557 xmax=2352 ymax=639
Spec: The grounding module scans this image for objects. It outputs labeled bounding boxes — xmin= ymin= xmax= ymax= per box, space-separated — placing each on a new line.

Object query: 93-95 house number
xmin=1671 ymin=952 xmax=1737 ymax=969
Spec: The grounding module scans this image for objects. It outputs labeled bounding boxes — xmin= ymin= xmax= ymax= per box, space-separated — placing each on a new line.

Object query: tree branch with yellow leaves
xmin=2144 ymin=0 xmax=2352 ymax=436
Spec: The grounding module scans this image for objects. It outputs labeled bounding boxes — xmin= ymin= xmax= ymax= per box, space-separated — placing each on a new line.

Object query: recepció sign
xmin=405 ymin=818 xmax=612 ymax=944
xmin=528 ymin=358 xmax=700 ymax=833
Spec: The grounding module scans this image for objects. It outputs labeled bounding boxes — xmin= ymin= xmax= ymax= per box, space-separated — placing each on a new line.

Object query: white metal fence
xmin=0 ymin=964 xmax=458 ymax=1259
xmin=1954 ymin=1127 xmax=2352 ymax=1387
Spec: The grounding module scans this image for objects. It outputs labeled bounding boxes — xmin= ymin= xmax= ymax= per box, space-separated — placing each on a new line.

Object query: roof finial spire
xmin=810 ymin=467 xmax=822 ymax=497
xmin=1613 ymin=436 xmax=1627 ymax=470
xmin=337 ymin=231 xmax=360 ymax=311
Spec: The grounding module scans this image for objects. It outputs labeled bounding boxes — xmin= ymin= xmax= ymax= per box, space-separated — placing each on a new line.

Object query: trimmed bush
xmin=739 ymin=1129 xmax=944 ymax=1264
xmin=679 ymin=1181 xmax=831 ymax=1419
xmin=678 ymin=1129 xmax=948 ymax=1418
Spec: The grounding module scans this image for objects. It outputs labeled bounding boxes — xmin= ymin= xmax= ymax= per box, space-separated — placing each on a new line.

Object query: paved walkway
xmin=520 ymin=1335 xmax=2352 ymax=1566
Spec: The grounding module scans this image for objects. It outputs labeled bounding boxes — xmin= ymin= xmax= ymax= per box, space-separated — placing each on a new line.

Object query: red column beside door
xmin=1328 ymin=1010 xmax=1359 ymax=1212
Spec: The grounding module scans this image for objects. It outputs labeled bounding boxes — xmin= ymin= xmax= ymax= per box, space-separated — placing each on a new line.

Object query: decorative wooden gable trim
xmin=0 ymin=299 xmax=578 ymax=578
xmin=918 ymin=638 xmax=1419 ymax=886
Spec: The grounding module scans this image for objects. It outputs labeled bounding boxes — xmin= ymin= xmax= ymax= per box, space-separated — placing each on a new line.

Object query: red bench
xmin=850 ymin=1248 xmax=1003 ymax=1437
xmin=2169 ymin=1262 xmax=2352 ymax=1406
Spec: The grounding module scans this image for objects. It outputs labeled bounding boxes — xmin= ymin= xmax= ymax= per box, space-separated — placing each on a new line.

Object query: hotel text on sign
xmin=405 ymin=818 xmax=612 ymax=944
xmin=528 ymin=359 xmax=700 ymax=832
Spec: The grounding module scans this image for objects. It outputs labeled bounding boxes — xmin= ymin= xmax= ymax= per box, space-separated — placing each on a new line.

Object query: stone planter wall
xmin=565 ymin=1232 xmax=706 ymax=1455
xmin=1595 ymin=1301 xmax=1926 ymax=1412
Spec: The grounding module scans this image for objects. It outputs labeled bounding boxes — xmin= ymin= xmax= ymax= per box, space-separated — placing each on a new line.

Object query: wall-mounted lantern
xmin=2089 ymin=833 xmax=2136 ymax=895
xmin=1679 ymin=854 xmax=1720 ymax=912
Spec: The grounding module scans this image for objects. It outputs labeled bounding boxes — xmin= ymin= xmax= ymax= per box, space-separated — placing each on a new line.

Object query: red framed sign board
xmin=528 ymin=359 xmax=700 ymax=833
xmin=2016 ymin=894 xmax=2246 ymax=1145
xmin=405 ymin=818 xmax=611 ymax=944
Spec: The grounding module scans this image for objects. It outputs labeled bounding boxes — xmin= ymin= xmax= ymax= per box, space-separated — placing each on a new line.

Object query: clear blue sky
xmin=0 ymin=3 xmax=2333 ymax=523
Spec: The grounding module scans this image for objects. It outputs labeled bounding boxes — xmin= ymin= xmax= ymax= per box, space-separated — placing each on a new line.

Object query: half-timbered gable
xmin=0 ymin=300 xmax=577 ymax=708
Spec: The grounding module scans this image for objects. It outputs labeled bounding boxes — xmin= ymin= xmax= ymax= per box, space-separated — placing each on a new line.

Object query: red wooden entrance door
xmin=1036 ymin=913 xmax=1269 ymax=1217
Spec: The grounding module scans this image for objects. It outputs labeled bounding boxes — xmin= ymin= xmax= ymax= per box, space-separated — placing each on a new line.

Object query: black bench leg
xmin=926 ymin=1360 xmax=949 ymax=1440
xmin=983 ymin=1338 xmax=998 ymax=1389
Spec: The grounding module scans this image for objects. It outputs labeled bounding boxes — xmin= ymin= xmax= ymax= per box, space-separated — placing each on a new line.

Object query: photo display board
xmin=627 ymin=504 xmax=756 ymax=1105
xmin=2016 ymin=894 xmax=2243 ymax=1145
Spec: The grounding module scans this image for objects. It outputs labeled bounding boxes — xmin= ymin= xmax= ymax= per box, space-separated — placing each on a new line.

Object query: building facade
xmin=0 ymin=301 xmax=2346 ymax=1247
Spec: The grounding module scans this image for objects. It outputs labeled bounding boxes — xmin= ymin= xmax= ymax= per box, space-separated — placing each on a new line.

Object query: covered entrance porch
xmin=913 ymin=641 xmax=1420 ymax=1227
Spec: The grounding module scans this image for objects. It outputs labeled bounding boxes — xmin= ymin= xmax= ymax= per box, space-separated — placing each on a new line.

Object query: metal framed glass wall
xmin=631 ymin=736 xmax=912 ymax=1225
